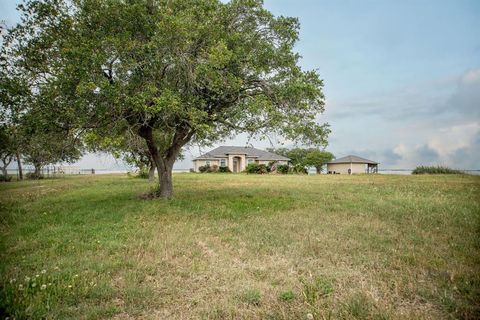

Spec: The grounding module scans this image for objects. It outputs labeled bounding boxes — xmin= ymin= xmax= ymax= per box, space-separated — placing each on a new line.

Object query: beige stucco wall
xmin=194 ymin=157 xmax=288 ymax=172
xmin=193 ymin=159 xmax=224 ymax=172
xmin=327 ymin=163 xmax=366 ymax=174
xmin=193 ymin=156 xmax=245 ymax=172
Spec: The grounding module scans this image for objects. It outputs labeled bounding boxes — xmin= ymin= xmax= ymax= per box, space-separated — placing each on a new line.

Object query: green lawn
xmin=1 ymin=173 xmax=479 ymax=319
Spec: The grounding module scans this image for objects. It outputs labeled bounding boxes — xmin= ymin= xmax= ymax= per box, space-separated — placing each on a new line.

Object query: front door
xmin=233 ymin=159 xmax=239 ymax=173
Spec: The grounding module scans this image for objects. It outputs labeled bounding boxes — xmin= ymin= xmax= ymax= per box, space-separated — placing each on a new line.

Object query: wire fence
xmin=3 ymin=167 xmax=479 ymax=180
xmin=5 ymin=166 xmax=121 ymax=180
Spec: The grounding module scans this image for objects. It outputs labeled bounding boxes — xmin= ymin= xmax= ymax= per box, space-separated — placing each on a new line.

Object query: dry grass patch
xmin=0 ymin=173 xmax=479 ymax=319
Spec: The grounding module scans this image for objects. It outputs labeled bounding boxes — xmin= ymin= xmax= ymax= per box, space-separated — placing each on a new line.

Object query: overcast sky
xmin=1 ymin=0 xmax=479 ymax=170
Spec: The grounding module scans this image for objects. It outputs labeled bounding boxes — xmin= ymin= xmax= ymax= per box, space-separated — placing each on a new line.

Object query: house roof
xmin=327 ymin=155 xmax=378 ymax=165
xmin=194 ymin=146 xmax=290 ymax=161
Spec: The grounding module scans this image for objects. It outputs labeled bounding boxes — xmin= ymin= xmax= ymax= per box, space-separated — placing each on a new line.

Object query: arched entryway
xmin=232 ymin=156 xmax=242 ymax=173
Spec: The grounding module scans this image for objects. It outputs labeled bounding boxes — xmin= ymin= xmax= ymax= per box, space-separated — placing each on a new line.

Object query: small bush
xmin=26 ymin=172 xmax=44 ymax=180
xmin=208 ymin=165 xmax=219 ymax=173
xmin=245 ymin=163 xmax=260 ymax=174
xmin=245 ymin=163 xmax=269 ymax=174
xmin=257 ymin=164 xmax=269 ymax=174
xmin=0 ymin=174 xmax=12 ymax=182
xmin=136 ymin=168 xmax=149 ymax=179
xmin=199 ymin=164 xmax=225 ymax=173
xmin=275 ymin=164 xmax=306 ymax=174
xmin=412 ymin=166 xmax=463 ymax=175
xmin=279 ymin=290 xmax=295 ymax=302
xmin=292 ymin=164 xmax=308 ymax=174
xmin=198 ymin=165 xmax=209 ymax=173
xmin=276 ymin=164 xmax=290 ymax=174
xmin=218 ymin=166 xmax=232 ymax=173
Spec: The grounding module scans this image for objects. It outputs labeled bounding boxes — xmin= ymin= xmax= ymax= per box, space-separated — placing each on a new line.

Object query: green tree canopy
xmin=20 ymin=100 xmax=84 ymax=176
xmin=268 ymin=147 xmax=334 ymax=173
xmin=2 ymin=0 xmax=329 ymax=197
xmin=267 ymin=147 xmax=309 ymax=166
xmin=304 ymin=150 xmax=334 ymax=174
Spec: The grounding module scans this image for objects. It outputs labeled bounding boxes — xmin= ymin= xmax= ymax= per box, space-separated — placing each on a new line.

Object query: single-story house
xmin=193 ymin=146 xmax=290 ymax=173
xmin=327 ymin=155 xmax=378 ymax=174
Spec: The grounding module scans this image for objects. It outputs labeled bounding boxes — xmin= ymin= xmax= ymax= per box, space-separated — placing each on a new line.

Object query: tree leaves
xmin=2 ymin=0 xmax=331 ymax=196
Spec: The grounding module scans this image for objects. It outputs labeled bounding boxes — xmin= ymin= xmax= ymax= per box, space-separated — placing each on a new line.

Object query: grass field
xmin=1 ymin=173 xmax=479 ymax=319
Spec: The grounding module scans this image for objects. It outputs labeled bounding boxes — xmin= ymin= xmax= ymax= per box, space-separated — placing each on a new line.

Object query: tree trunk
xmin=34 ymin=163 xmax=42 ymax=176
xmin=316 ymin=166 xmax=322 ymax=174
xmin=16 ymin=151 xmax=23 ymax=180
xmin=1 ymin=155 xmax=12 ymax=178
xmin=138 ymin=123 xmax=193 ymax=199
xmin=138 ymin=125 xmax=175 ymax=199
xmin=157 ymin=160 xmax=174 ymax=199
xmin=148 ymin=164 xmax=155 ymax=181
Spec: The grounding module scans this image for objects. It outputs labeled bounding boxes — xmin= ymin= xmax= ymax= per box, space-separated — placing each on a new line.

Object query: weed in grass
xmin=279 ymin=290 xmax=295 ymax=302
xmin=0 ymin=269 xmax=85 ymax=319
xmin=338 ymin=293 xmax=389 ymax=320
xmin=301 ymin=276 xmax=334 ymax=306
xmin=240 ymin=289 xmax=261 ymax=306
xmin=203 ymin=307 xmax=231 ymax=319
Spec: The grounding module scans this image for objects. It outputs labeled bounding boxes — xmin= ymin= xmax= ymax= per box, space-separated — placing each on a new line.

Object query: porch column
xmin=227 ymin=155 xmax=234 ymax=172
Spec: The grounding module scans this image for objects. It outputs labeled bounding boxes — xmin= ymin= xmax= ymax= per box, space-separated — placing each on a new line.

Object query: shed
xmin=327 ymin=155 xmax=378 ymax=174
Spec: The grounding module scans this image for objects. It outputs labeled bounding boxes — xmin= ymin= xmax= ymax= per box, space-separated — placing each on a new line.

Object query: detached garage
xmin=327 ymin=155 xmax=378 ymax=174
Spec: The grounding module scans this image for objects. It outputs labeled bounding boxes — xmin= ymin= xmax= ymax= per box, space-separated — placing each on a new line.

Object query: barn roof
xmin=194 ymin=146 xmax=290 ymax=161
xmin=327 ymin=155 xmax=378 ymax=165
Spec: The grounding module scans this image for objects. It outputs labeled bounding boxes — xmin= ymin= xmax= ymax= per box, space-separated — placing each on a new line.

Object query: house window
xmin=206 ymin=160 xmax=210 ymax=166
xmin=220 ymin=159 xmax=226 ymax=167
xmin=247 ymin=159 xmax=254 ymax=164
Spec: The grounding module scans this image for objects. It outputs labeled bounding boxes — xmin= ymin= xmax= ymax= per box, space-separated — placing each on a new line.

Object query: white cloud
xmin=390 ymin=121 xmax=480 ymax=168
xmin=428 ymin=122 xmax=480 ymax=157
xmin=461 ymin=68 xmax=480 ymax=85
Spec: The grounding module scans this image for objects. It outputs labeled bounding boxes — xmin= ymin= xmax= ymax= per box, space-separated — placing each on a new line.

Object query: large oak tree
xmin=2 ymin=0 xmax=330 ymax=198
